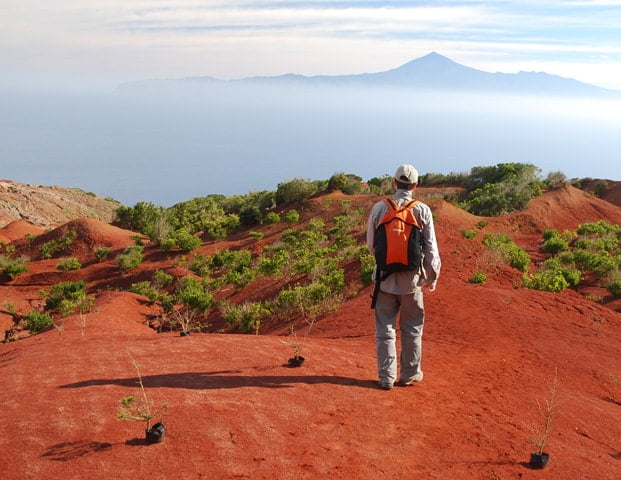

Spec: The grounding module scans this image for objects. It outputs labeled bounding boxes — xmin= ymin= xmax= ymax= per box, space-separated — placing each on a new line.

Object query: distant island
xmin=115 ymin=52 xmax=619 ymax=98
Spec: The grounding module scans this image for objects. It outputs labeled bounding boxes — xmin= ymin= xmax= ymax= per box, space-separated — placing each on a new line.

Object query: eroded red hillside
xmin=0 ymin=186 xmax=620 ymax=479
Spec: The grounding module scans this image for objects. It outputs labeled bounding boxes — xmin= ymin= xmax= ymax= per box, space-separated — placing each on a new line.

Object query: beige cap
xmin=394 ymin=164 xmax=419 ymax=184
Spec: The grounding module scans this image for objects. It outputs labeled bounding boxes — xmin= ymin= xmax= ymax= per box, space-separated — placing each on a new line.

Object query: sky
xmin=2 ymin=0 xmax=621 ymax=92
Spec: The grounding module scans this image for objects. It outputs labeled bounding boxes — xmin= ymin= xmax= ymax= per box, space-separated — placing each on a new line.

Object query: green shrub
xmin=572 ymin=249 xmax=619 ymax=277
xmin=173 ymin=228 xmax=202 ymax=252
xmin=542 ymin=229 xmax=559 ymax=241
xmin=468 ymin=272 xmax=488 ymax=284
xmin=40 ymin=230 xmax=77 ymax=259
xmin=482 ymin=233 xmax=531 ymax=272
xmin=203 ymin=220 xmax=228 ymax=240
xmin=545 ymin=171 xmax=567 ymax=189
xmin=220 ymin=300 xmax=269 ymax=333
xmin=223 ymin=268 xmax=257 ymax=288
xmin=574 ymin=235 xmax=619 ymax=253
xmin=475 ymin=220 xmax=488 ymax=229
xmin=264 ymin=212 xmax=281 ymax=224
xmin=577 ymin=220 xmax=620 ymax=236
xmin=277 ymin=282 xmax=330 ymax=311
xmin=315 ymin=264 xmax=346 ymax=293
xmin=95 ymin=247 xmax=111 ymax=262
xmin=152 ymin=269 xmax=174 ymax=289
xmin=1 ymin=256 xmax=28 ymax=280
xmin=188 ymin=253 xmax=212 ymax=277
xmin=176 ymin=276 xmax=214 ymax=311
xmin=607 ymin=278 xmax=621 ymax=296
xmin=239 ymin=205 xmax=262 ymax=226
xmin=116 ymin=245 xmax=144 ymax=273
xmin=329 ymin=172 xmax=362 ymax=194
xmin=114 ymin=201 xmax=160 ymax=235
xmin=130 ymin=281 xmax=160 ymax=303
xmin=159 ymin=238 xmax=177 ymax=252
xmin=43 ymin=280 xmax=88 ymax=317
xmin=249 ymin=231 xmax=264 ymax=241
xmin=56 ymin=257 xmax=82 ymax=271
xmin=275 ymin=178 xmax=318 ymax=205
xmin=460 ymin=229 xmax=478 ymax=240
xmin=359 ymin=252 xmax=376 ymax=286
xmin=542 ymin=236 xmax=569 ymax=254
xmin=460 ymin=164 xmax=542 ymax=216
xmin=284 ymin=209 xmax=300 ymax=223
xmin=257 ymin=248 xmax=290 ymax=277
xmin=523 ymin=270 xmax=570 ymax=293
xmin=23 ymin=311 xmax=53 ymax=333
xmin=212 ymin=249 xmax=252 ymax=272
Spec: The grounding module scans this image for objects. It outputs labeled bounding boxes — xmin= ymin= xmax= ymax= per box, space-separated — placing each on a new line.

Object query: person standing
xmin=366 ymin=164 xmax=441 ymax=390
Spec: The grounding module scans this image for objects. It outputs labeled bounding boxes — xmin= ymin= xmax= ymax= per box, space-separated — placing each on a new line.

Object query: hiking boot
xmin=398 ymin=372 xmax=423 ymax=386
xmin=378 ymin=381 xmax=393 ymax=391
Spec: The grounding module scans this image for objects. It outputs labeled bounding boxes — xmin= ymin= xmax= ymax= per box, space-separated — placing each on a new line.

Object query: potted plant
xmin=118 ymin=355 xmax=167 ymax=444
xmin=285 ymin=317 xmax=316 ymax=368
xmin=118 ymin=395 xmax=165 ymax=444
xmin=528 ymin=368 xmax=559 ymax=469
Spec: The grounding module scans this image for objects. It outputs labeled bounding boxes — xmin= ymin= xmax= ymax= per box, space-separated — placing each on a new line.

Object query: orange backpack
xmin=371 ymin=198 xmax=423 ymax=308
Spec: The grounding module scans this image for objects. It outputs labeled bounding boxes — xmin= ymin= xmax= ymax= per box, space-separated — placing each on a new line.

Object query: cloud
xmin=2 ymin=1 xmax=621 ymax=90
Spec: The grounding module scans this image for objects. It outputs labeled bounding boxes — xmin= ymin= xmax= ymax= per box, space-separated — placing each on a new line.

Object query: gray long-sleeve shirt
xmin=366 ymin=189 xmax=441 ymax=295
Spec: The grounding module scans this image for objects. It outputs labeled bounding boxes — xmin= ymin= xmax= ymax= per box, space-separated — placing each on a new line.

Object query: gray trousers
xmin=374 ymin=288 xmax=425 ymax=385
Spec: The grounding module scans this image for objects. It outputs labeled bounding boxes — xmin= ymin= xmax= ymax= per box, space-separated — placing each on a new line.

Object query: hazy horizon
xmin=2 ymin=85 xmax=620 ymax=207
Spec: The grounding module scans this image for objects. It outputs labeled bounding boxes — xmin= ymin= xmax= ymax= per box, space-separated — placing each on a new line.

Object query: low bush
xmin=95 ymin=247 xmax=111 ymax=262
xmin=577 ymin=220 xmax=620 ymax=236
xmin=284 ymin=209 xmax=300 ymax=223
xmin=172 ymin=228 xmax=202 ymax=252
xmin=275 ymin=178 xmax=319 ymax=205
xmin=220 ymin=300 xmax=269 ymax=333
xmin=56 ymin=257 xmax=82 ymax=271
xmin=468 ymin=272 xmax=488 ymax=284
xmin=482 ymin=233 xmax=530 ymax=272
xmin=130 ymin=281 xmax=160 ymax=303
xmin=23 ymin=311 xmax=53 ymax=333
xmin=40 ymin=230 xmax=77 ymax=259
xmin=264 ymin=212 xmax=281 ymax=224
xmin=1 ymin=256 xmax=28 ymax=280
xmin=607 ymin=278 xmax=621 ymax=296
xmin=542 ymin=236 xmax=569 ymax=254
xmin=116 ymin=245 xmax=144 ymax=273
xmin=43 ymin=280 xmax=89 ymax=318
xmin=460 ymin=229 xmax=478 ymax=240
xmin=359 ymin=248 xmax=375 ymax=286
xmin=523 ymin=269 xmax=570 ymax=293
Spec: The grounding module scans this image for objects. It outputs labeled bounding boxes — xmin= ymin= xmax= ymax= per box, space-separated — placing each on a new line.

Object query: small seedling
xmin=528 ymin=367 xmax=559 ymax=468
xmin=118 ymin=354 xmax=166 ymax=440
xmin=285 ymin=317 xmax=316 ymax=367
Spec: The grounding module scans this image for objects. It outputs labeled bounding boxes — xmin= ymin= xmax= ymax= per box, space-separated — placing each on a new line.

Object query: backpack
xmin=371 ymin=198 xmax=423 ymax=308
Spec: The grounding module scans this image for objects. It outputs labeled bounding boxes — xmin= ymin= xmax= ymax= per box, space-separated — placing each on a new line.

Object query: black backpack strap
xmin=370 ymin=269 xmax=392 ymax=309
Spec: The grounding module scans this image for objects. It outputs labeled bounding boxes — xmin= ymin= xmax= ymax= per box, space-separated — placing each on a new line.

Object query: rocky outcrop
xmin=0 ymin=180 xmax=121 ymax=228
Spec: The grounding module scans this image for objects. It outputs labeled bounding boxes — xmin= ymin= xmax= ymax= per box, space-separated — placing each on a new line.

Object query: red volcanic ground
xmin=1 ymin=186 xmax=620 ymax=479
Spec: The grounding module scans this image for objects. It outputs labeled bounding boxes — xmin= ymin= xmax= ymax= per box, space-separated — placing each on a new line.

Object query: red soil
xmin=0 ymin=186 xmax=620 ymax=479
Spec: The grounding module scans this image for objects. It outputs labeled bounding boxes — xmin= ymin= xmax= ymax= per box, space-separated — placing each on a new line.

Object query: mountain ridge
xmin=115 ymin=52 xmax=619 ymax=97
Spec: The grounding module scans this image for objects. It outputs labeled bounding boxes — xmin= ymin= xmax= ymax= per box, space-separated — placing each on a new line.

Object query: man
xmin=366 ymin=164 xmax=441 ymax=390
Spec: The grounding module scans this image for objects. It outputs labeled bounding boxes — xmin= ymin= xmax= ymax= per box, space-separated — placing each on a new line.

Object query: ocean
xmin=2 ymin=87 xmax=620 ymax=206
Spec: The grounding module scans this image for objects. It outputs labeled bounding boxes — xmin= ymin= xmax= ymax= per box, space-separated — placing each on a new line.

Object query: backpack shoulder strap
xmin=384 ymin=198 xmax=420 ymax=210
xmin=384 ymin=198 xmax=398 ymax=210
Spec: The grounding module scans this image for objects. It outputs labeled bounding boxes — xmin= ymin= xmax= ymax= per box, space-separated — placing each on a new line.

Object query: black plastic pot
xmin=287 ymin=356 xmax=305 ymax=368
xmin=529 ymin=452 xmax=549 ymax=469
xmin=145 ymin=422 xmax=165 ymax=444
